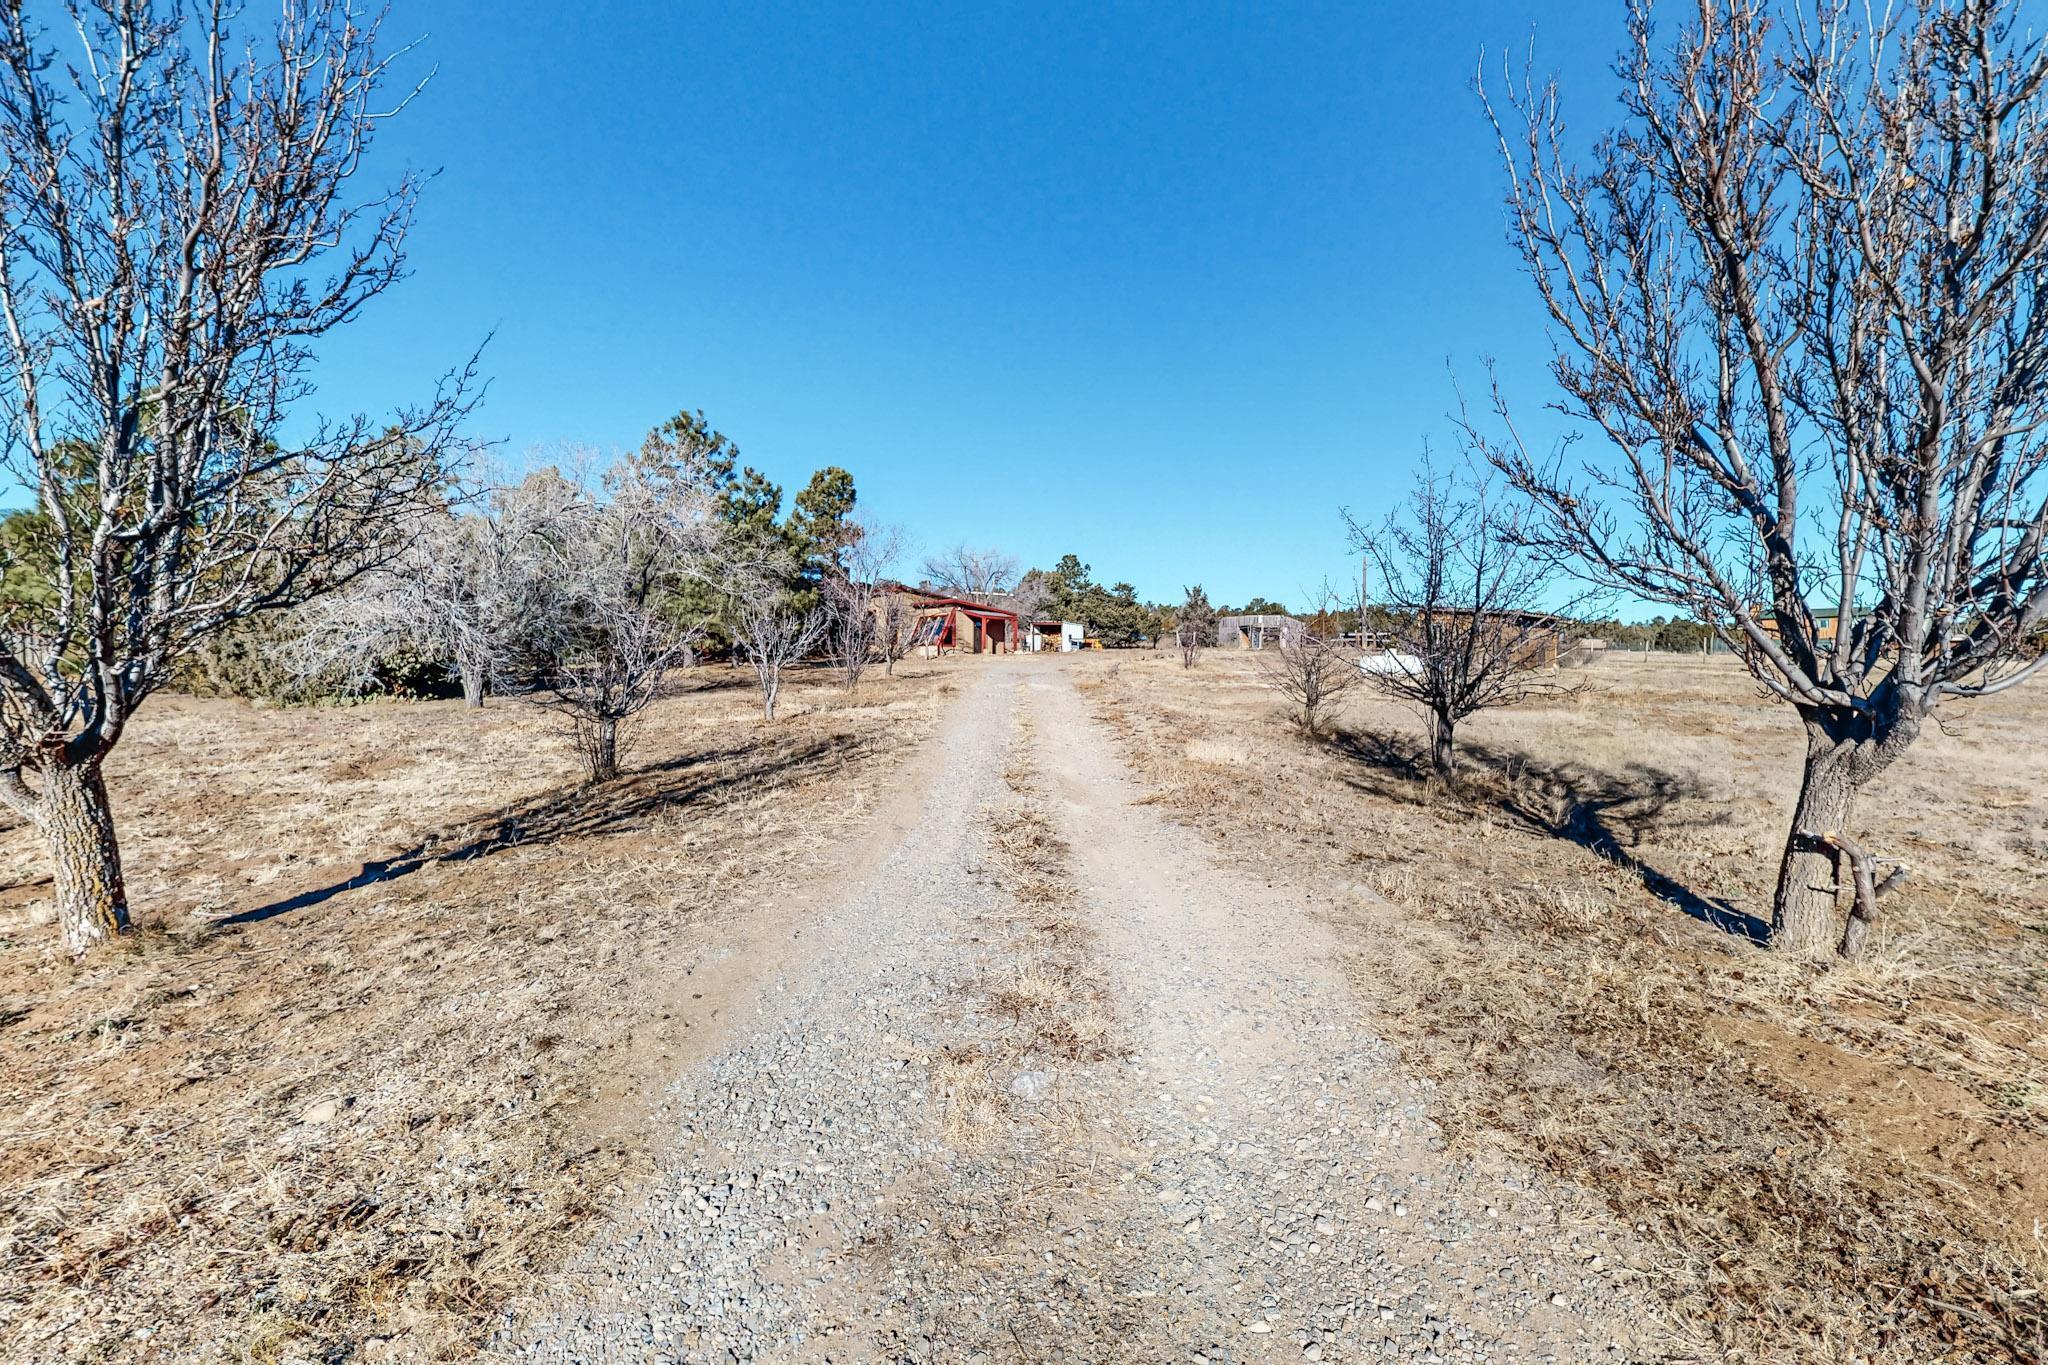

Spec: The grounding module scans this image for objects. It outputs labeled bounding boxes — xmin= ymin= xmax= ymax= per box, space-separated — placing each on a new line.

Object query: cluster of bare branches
xmin=286 ymin=498 xmax=527 ymax=708
xmin=1349 ymin=459 xmax=1577 ymax=774
xmin=496 ymin=463 xmax=715 ymax=782
xmin=996 ymin=571 xmax=1053 ymax=631
xmin=819 ymin=520 xmax=904 ymax=690
xmin=876 ymin=588 xmax=920 ymax=675
xmin=1257 ymin=587 xmax=1363 ymax=736
xmin=728 ymin=562 xmax=826 ymax=723
xmin=0 ymin=2 xmax=478 ymax=951
xmin=920 ymin=544 xmax=1018 ymax=599
xmin=1176 ymin=586 xmax=1216 ymax=667
xmin=1476 ymin=0 xmax=2048 ymax=958
xmin=293 ymin=447 xmax=728 ymax=783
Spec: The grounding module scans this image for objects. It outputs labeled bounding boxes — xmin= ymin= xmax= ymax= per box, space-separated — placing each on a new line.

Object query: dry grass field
xmin=0 ymin=665 xmax=948 ymax=1363
xmin=1080 ymin=648 xmax=2047 ymax=1363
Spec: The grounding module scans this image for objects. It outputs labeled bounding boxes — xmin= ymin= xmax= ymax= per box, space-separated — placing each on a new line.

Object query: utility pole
xmin=1359 ymin=551 xmax=1371 ymax=647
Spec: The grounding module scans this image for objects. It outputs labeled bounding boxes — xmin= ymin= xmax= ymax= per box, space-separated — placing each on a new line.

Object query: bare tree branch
xmin=1256 ymin=584 xmax=1364 ymax=735
xmin=919 ymin=544 xmax=1018 ymax=600
xmin=497 ymin=456 xmax=713 ymax=783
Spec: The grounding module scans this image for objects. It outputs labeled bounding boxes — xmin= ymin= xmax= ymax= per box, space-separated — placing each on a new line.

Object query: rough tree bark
xmin=1429 ymin=712 xmax=1456 ymax=777
xmin=40 ymin=761 xmax=129 ymax=954
xmin=1773 ymin=709 xmax=1917 ymax=960
xmin=458 ymin=657 xmax=487 ymax=709
xmin=1774 ymin=742 xmax=1858 ymax=961
xmin=587 ymin=718 xmax=620 ymax=784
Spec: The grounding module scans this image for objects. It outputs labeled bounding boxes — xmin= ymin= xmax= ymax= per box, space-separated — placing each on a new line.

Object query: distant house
xmin=1763 ymin=606 xmax=1850 ymax=647
xmin=882 ymin=587 xmax=1020 ymax=656
xmin=1215 ymin=613 xmax=1304 ymax=651
xmin=1712 ymin=605 xmax=1853 ymax=654
xmin=1024 ymin=619 xmax=1085 ymax=652
xmin=1407 ymin=609 xmax=1562 ymax=669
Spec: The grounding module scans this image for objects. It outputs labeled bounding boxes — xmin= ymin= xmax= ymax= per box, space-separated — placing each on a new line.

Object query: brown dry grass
xmin=934 ymin=697 xmax=1125 ymax=1149
xmin=1076 ymin=648 xmax=2047 ymax=1363
xmin=0 ymin=664 xmax=948 ymax=1363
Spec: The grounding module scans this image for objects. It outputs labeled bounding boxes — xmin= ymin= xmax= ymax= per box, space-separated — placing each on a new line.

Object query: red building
xmin=889 ymin=588 xmax=1019 ymax=655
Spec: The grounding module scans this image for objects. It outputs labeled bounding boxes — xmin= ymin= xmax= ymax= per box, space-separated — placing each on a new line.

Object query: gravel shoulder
xmin=497 ymin=663 xmax=1687 ymax=1363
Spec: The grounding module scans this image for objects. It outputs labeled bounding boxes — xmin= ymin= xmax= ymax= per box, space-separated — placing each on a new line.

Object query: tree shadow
xmin=1330 ymin=724 xmax=1770 ymax=946
xmin=666 ymin=659 xmax=843 ymax=695
xmin=211 ymin=731 xmax=876 ymax=931
xmin=665 ymin=666 xmax=761 ymax=695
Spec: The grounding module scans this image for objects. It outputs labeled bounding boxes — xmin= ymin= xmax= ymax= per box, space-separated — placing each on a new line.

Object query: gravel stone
xmin=498 ymin=667 xmax=1682 ymax=1361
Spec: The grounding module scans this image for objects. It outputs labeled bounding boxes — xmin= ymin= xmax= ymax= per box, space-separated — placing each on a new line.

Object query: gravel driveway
xmin=497 ymin=664 xmax=1682 ymax=1363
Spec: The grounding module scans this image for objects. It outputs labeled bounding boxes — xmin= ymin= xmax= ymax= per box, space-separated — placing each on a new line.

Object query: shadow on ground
xmin=1331 ymin=724 xmax=1769 ymax=945
xmin=215 ymin=730 xmax=881 ymax=930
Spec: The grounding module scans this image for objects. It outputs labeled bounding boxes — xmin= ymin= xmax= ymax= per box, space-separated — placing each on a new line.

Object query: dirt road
xmin=499 ymin=665 xmax=1679 ymax=1362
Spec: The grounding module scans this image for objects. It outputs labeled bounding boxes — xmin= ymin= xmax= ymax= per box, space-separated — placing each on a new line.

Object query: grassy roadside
xmin=846 ymin=682 xmax=1137 ymax=1350
xmin=0 ymin=665 xmax=949 ymax=1363
xmin=933 ymin=689 xmax=1126 ymax=1145
xmin=1076 ymin=650 xmax=2047 ymax=1363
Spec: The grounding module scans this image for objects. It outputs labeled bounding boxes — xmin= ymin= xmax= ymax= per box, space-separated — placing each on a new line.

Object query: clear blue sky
xmin=314 ymin=2 xmax=1628 ymax=609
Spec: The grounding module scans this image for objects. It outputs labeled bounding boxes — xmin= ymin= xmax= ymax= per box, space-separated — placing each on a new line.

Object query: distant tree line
xmin=1581 ymin=617 xmax=1713 ymax=655
xmin=1022 ymin=555 xmax=1161 ymax=647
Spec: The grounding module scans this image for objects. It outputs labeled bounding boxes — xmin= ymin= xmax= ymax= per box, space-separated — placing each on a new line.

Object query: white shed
xmin=1026 ymin=619 xmax=1086 ymax=652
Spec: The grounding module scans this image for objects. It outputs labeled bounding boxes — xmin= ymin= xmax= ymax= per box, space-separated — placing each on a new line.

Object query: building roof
xmin=898 ymin=588 xmax=1019 ymax=619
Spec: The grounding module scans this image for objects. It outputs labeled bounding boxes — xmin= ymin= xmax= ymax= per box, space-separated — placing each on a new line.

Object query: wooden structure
xmin=1419 ymin=609 xmax=1562 ymax=669
xmin=1716 ymin=606 xmax=1851 ymax=654
xmin=1215 ymin=613 xmax=1304 ymax=651
xmin=886 ymin=588 xmax=1019 ymax=656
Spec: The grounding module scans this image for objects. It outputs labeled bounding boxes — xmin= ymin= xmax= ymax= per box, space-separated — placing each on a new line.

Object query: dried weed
xmin=1078 ymin=650 xmax=2048 ymax=1363
xmin=0 ymin=664 xmax=946 ymax=1362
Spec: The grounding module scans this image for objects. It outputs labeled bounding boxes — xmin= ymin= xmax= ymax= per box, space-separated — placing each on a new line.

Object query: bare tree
xmin=1176 ymin=585 xmax=1216 ymax=667
xmin=0 ymin=3 xmax=476 ymax=951
xmin=1477 ymin=1 xmax=2048 ymax=959
xmin=920 ymin=544 xmax=1018 ymax=600
xmin=820 ymin=519 xmax=903 ymax=689
xmin=878 ymin=587 xmax=919 ymax=676
xmin=1258 ymin=587 xmax=1362 ymax=735
xmin=501 ymin=463 xmax=710 ymax=783
xmin=285 ymin=500 xmax=523 ymax=708
xmin=996 ymin=571 xmax=1053 ymax=647
xmin=1349 ymin=460 xmax=1574 ymax=775
xmin=731 ymin=562 xmax=826 ymax=722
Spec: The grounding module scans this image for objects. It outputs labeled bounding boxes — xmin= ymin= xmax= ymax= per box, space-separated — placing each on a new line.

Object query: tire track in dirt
xmin=1015 ymin=669 xmax=1684 ymax=1362
xmin=500 ymin=666 xmax=1192 ymax=1361
xmin=500 ymin=664 xmax=1688 ymax=1363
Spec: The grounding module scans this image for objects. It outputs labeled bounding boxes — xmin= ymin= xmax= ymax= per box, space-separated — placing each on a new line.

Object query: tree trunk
xmin=1771 ymin=739 xmax=1858 ymax=961
xmin=42 ymin=760 xmax=130 ymax=953
xmin=1430 ymin=712 xmax=1456 ymax=775
xmin=585 ymin=718 xmax=619 ymax=784
xmin=762 ymin=669 xmax=780 ymax=723
xmin=458 ymin=657 xmax=486 ymax=709
xmin=1771 ymin=709 xmax=1916 ymax=962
